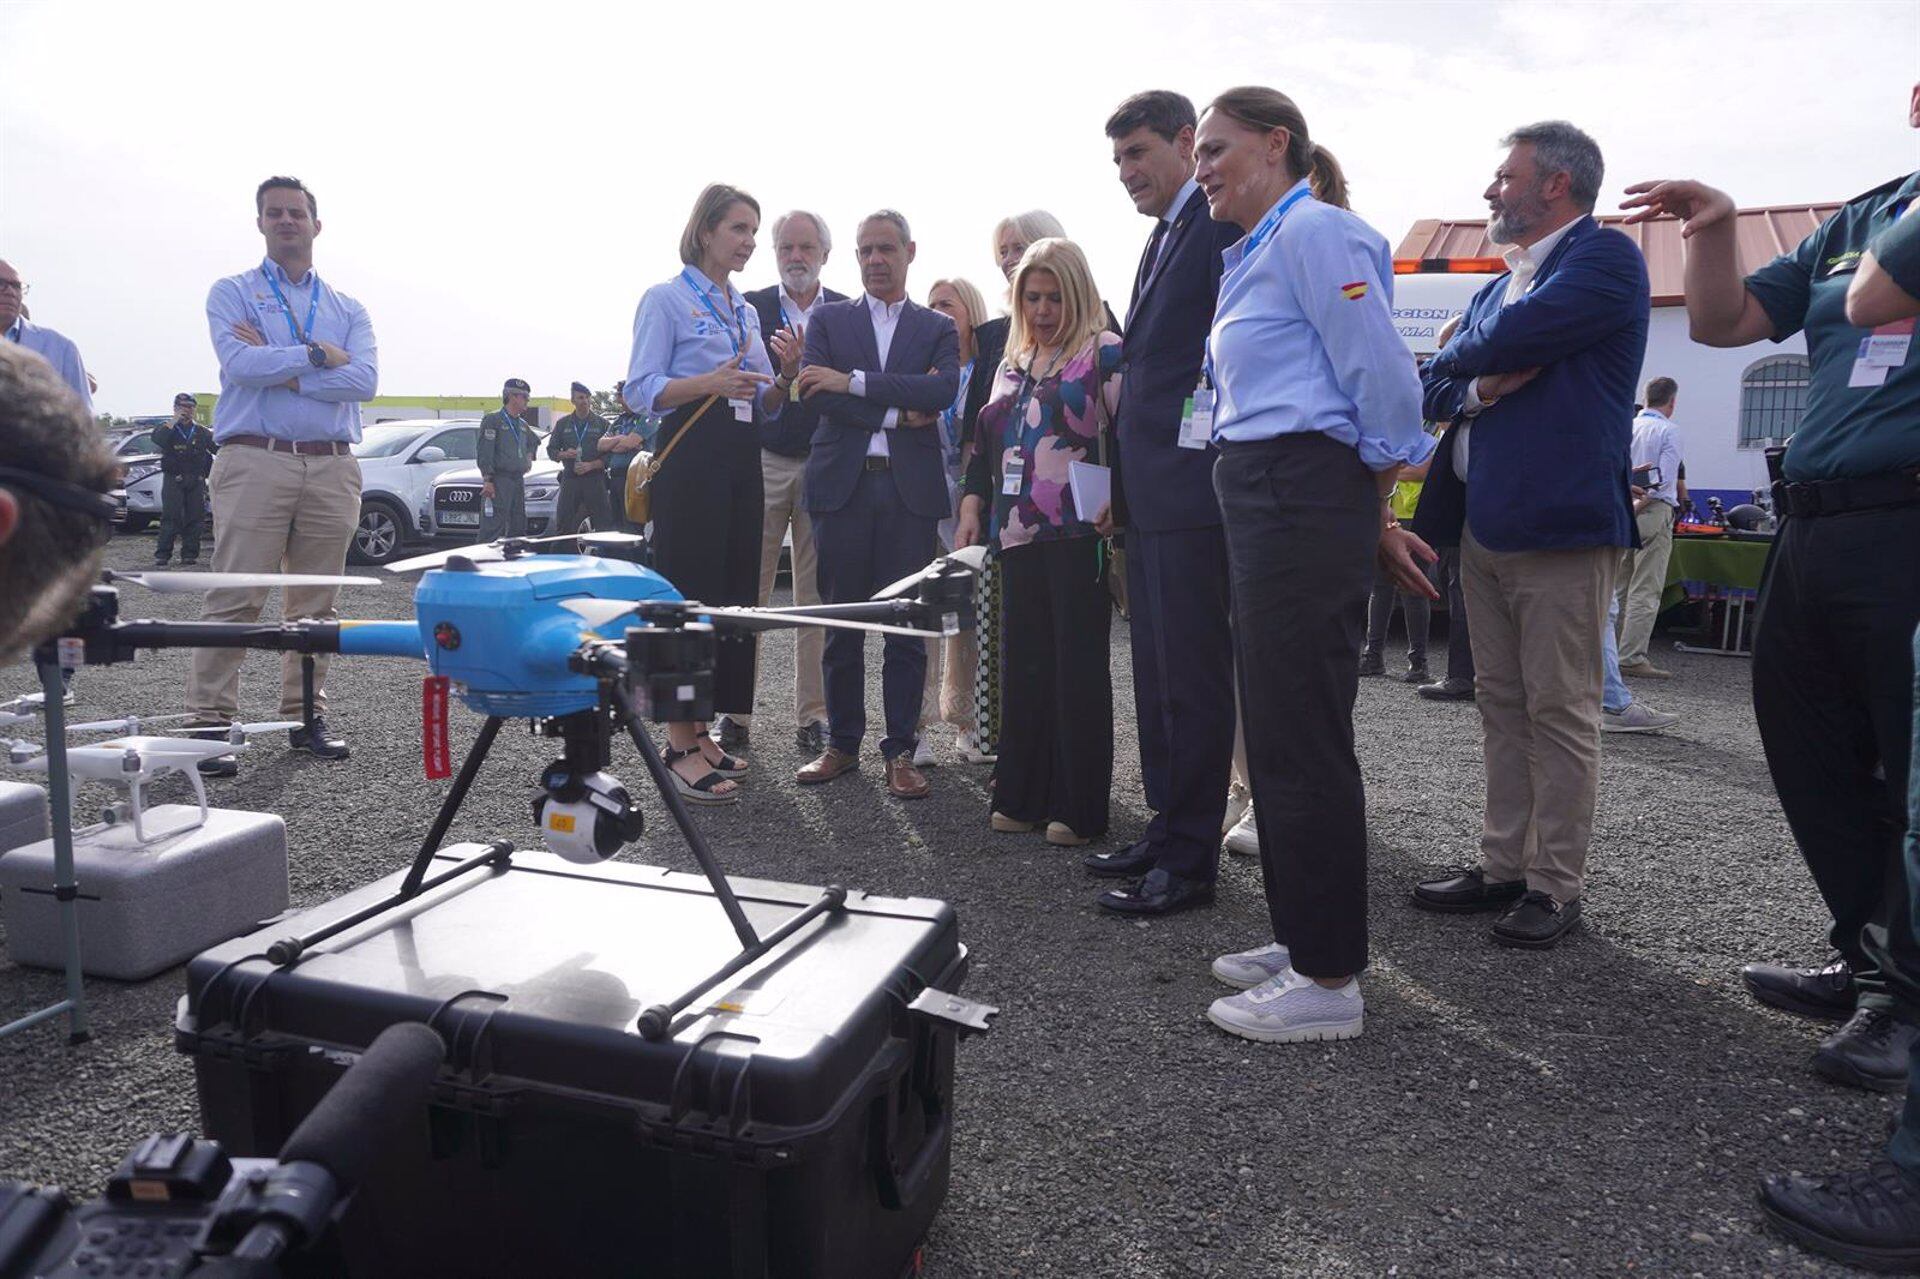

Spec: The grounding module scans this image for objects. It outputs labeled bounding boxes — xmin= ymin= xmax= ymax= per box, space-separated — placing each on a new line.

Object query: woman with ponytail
xmin=1191 ymin=86 xmax=1438 ymax=1045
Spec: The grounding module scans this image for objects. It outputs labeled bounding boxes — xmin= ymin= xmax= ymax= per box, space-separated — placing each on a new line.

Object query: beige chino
xmin=1462 ymin=526 xmax=1615 ymax=905
xmin=187 ymin=444 xmax=361 ymax=720
xmin=1614 ymin=501 xmax=1675 ymax=667
xmin=747 ymin=449 xmax=827 ymax=730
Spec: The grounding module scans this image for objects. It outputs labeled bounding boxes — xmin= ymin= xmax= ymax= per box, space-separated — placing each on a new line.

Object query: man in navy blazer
xmin=1408 ymin=121 xmax=1648 ymax=949
xmin=794 ymin=210 xmax=960 ymax=799
xmin=1082 ymin=91 xmax=1244 ymax=918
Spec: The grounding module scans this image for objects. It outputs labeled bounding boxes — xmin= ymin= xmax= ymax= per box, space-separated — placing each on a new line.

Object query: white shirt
xmin=1629 ymin=407 xmax=1683 ymax=507
xmin=1453 ymin=217 xmax=1580 ymax=481
xmin=850 ymin=293 xmax=905 ymax=457
xmin=778 ymin=280 xmax=828 ymax=333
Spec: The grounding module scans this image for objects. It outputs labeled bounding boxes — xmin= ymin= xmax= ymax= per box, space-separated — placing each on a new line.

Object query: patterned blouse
xmin=965 ymin=330 xmax=1123 ymax=550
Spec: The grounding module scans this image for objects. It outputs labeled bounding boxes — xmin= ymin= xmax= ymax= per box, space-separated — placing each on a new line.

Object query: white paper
xmin=1069 ymin=461 xmax=1112 ymax=521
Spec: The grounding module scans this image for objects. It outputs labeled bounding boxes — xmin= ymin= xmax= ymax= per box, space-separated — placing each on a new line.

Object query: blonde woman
xmin=956 ymin=238 xmax=1121 ymax=847
xmin=918 ymin=277 xmax=991 ymax=764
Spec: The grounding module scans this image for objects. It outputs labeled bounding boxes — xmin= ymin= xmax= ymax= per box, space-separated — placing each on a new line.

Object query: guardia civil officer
xmin=625 ymin=183 xmax=798 ymax=804
xmin=548 ymin=380 xmax=612 ymax=535
xmin=477 ymin=377 xmax=540 ymax=542
xmin=1191 ymin=86 xmax=1433 ymax=1046
xmin=152 ymin=392 xmax=217 ymax=565
xmin=1622 ymin=82 xmax=1920 ymax=1266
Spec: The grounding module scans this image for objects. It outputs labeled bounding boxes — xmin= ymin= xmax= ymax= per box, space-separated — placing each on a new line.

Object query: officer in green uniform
xmin=152 ymin=391 xmax=217 ymax=565
xmin=548 ymin=380 xmax=612 ymax=534
xmin=476 ymin=376 xmax=540 ymax=542
xmin=1624 ymin=84 xmax=1920 ymax=1268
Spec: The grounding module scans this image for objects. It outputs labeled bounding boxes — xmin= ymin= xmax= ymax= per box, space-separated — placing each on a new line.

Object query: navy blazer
xmin=1410 ymin=215 xmax=1648 ymax=553
xmin=800 ymin=296 xmax=960 ymax=520
xmin=1116 ymin=185 xmax=1242 ymax=533
xmin=745 ymin=283 xmax=849 ymax=458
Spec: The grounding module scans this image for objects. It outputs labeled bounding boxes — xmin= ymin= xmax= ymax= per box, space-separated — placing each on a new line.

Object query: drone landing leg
xmin=399 ymin=715 xmax=505 ymax=899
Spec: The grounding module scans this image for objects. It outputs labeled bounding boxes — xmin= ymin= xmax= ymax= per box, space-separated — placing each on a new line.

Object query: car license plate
xmin=440 ymin=511 xmax=479 ymax=526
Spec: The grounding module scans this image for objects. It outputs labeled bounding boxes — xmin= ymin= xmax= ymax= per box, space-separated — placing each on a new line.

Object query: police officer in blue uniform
xmin=152 ymin=392 xmax=217 ymax=565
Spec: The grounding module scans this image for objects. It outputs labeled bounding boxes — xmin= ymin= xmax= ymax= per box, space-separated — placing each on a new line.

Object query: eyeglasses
xmin=0 ymin=280 xmax=28 ymax=296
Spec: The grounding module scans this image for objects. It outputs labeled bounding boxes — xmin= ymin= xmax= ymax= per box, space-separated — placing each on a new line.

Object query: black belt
xmin=864 ymin=455 xmax=891 ymax=471
xmin=1773 ymin=468 xmax=1920 ymax=518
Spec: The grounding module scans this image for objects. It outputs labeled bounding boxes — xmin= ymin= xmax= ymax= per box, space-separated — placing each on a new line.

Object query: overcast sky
xmin=3 ymin=0 xmax=1917 ymax=416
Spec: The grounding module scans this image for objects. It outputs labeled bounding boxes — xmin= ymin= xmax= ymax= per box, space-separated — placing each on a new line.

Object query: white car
xmin=113 ymin=431 xmax=166 ymax=531
xmin=348 ymin=419 xmax=484 ymax=564
xmin=429 ymin=447 xmax=565 ymax=540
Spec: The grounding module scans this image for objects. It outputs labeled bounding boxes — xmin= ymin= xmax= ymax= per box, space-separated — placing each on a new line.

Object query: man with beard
xmin=1408 ymin=121 xmax=1648 ymax=950
xmin=742 ymin=211 xmax=847 ymax=755
xmin=0 ymin=346 xmax=118 ymax=664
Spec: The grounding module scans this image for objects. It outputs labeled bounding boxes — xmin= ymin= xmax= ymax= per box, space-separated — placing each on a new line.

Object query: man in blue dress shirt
xmin=184 ymin=176 xmax=378 ymax=774
xmin=0 ymin=260 xmax=94 ymax=414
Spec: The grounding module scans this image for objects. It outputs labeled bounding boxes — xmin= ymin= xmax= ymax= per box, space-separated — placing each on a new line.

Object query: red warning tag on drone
xmin=423 ymin=676 xmax=451 ymax=779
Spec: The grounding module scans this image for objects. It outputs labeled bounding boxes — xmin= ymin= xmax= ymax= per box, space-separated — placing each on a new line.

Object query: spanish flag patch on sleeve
xmin=1340 ymin=281 xmax=1369 ymax=301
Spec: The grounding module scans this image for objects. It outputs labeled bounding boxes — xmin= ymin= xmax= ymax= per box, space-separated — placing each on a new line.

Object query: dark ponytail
xmin=1208 ymin=86 xmax=1349 ymax=209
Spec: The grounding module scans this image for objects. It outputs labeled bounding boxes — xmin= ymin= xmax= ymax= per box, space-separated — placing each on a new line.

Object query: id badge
xmin=1865 ymin=318 xmax=1915 ymax=368
xmin=730 ymin=397 xmax=753 ymax=422
xmin=1179 ymin=386 xmax=1215 ymax=450
xmin=1001 ymin=449 xmax=1026 ymax=496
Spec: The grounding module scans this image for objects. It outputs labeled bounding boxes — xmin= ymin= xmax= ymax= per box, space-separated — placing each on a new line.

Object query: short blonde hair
xmin=678 ymin=183 xmax=761 ymax=267
xmin=1006 ymin=238 xmax=1105 ymax=370
xmin=928 ymin=277 xmax=989 ymax=332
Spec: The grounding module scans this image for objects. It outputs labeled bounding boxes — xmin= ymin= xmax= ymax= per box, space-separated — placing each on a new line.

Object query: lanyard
xmin=501 ymin=412 xmax=524 ymax=452
xmin=261 ymin=266 xmax=321 ymax=345
xmin=175 ymin=420 xmax=195 ymax=443
xmin=2 ymin=319 xmax=18 ymax=343
xmin=683 ymin=268 xmax=744 ymax=355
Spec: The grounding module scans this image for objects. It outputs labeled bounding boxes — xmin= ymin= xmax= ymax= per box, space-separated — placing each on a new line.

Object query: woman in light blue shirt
xmin=625 ymin=183 xmax=800 ymax=804
xmin=1193 ymin=86 xmax=1438 ymax=1047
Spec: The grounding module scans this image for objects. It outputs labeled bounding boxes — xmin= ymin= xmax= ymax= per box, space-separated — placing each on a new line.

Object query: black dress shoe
xmin=1743 ymin=956 xmax=1858 ymax=1020
xmin=1357 ymin=651 xmax=1385 ymax=677
xmin=1413 ymin=866 xmax=1526 ymax=914
xmin=1813 ymin=1008 xmax=1918 ymax=1094
xmin=289 ymin=716 xmax=350 ymax=761
xmin=183 ymin=722 xmax=238 ymax=777
xmin=1084 ymin=839 xmax=1157 ymax=880
xmin=1759 ymin=1159 xmax=1920 ymax=1271
xmin=1417 ymin=677 xmax=1475 ymax=702
xmin=1097 ymin=868 xmax=1216 ymax=917
xmin=1490 ymin=891 xmax=1581 ymax=949
xmin=794 ymin=721 xmax=826 ymax=755
xmin=715 ymin=715 xmax=750 ymax=752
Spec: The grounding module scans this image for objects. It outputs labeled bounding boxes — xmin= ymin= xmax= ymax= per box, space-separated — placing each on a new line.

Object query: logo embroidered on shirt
xmin=1340 ymin=281 xmax=1369 ymax=301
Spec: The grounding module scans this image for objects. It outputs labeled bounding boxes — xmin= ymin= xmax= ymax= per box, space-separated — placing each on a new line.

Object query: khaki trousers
xmin=1462 ymin=527 xmax=1615 ymax=904
xmin=1614 ymin=501 xmax=1675 ymax=666
xmin=187 ymin=446 xmax=362 ymax=720
xmin=748 ymin=449 xmax=827 ymax=730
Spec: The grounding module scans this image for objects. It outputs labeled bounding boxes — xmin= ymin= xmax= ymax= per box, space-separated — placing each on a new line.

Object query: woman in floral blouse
xmin=956 ymin=238 xmax=1122 ymax=846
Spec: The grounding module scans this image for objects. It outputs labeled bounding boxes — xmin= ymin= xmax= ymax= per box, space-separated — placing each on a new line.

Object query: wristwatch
xmin=307 ymin=342 xmax=327 ymax=368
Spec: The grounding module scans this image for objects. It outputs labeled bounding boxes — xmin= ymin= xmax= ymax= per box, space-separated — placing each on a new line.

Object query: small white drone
xmin=3 ymin=716 xmax=298 ymax=845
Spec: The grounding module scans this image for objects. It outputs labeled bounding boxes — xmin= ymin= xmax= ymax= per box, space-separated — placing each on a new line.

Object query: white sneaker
xmin=1207 ymin=969 xmax=1364 ymax=1044
xmin=1222 ymin=781 xmax=1251 ymax=835
xmin=913 ymin=737 xmax=937 ymax=769
xmin=1223 ymin=807 xmax=1259 ymax=857
xmin=1211 ymin=942 xmax=1292 ymax=990
xmin=1601 ymin=702 xmax=1680 ymax=734
xmin=954 ymin=730 xmax=996 ymax=764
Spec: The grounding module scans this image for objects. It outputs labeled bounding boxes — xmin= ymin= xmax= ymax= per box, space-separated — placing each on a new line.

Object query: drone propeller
xmin=387 ymin=530 xmax=647 ymax=575
xmin=174 ymin=719 xmax=302 ymax=745
xmin=65 ymin=712 xmax=200 ymax=734
xmin=872 ymin=544 xmax=990 ymax=601
xmin=104 ymin=570 xmax=380 ymax=594
xmin=560 ymin=596 xmax=945 ymax=639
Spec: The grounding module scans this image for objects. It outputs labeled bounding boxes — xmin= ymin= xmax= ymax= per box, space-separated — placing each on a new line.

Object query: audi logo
xmin=442 ymin=489 xmax=475 ymax=504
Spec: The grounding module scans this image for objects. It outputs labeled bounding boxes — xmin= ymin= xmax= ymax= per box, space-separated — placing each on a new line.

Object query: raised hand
xmin=1620 ymin=180 xmax=1735 ymax=239
xmin=769 ymin=326 xmax=803 ymax=378
xmin=707 ymin=351 xmax=773 ymax=400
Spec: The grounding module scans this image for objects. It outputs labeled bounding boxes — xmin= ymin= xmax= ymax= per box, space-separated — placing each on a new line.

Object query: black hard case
xmin=176 ymin=848 xmax=969 ymax=1279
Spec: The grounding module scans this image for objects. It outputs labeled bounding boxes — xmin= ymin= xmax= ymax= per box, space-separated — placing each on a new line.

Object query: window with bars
xmin=1738 ymin=355 xmax=1811 ymax=448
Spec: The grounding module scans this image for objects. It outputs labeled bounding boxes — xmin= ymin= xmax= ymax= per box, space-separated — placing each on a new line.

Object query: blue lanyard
xmin=1202 ymin=185 xmax=1314 ymax=390
xmin=175 ymin=420 xmax=194 ymax=443
xmin=501 ymin=413 xmax=524 ymax=451
xmin=261 ymin=266 xmax=321 ymax=345
xmin=3 ymin=319 xmax=18 ymax=343
xmin=682 ymin=268 xmax=744 ymax=355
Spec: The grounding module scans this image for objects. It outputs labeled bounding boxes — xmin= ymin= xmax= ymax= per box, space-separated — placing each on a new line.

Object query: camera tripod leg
xmin=400 ymin=716 xmax=505 ymax=899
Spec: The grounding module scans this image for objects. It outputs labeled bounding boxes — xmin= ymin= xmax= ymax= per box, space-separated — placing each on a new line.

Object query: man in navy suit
xmin=1408 ymin=121 xmax=1648 ymax=949
xmin=794 ymin=210 xmax=960 ymax=799
xmin=741 ymin=210 xmax=848 ymax=758
xmin=1082 ymin=90 xmax=1243 ymax=918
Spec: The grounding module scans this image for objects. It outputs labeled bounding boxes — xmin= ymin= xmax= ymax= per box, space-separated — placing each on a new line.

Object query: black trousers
xmin=993 ymin=536 xmax=1113 ymax=837
xmin=1215 ymin=433 xmax=1377 ymax=978
xmin=1128 ymin=525 xmax=1233 ymax=880
xmin=157 ymin=473 xmax=207 ymax=559
xmin=649 ymin=405 xmax=763 ymax=716
xmin=1753 ymin=503 xmax=1920 ymax=1016
xmin=812 ymin=467 xmax=936 ymax=759
xmin=1438 ymin=545 xmax=1474 ymax=682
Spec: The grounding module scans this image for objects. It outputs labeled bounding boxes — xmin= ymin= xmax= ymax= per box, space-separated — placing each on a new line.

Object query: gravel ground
xmin=0 ymin=531 xmax=1886 ymax=1277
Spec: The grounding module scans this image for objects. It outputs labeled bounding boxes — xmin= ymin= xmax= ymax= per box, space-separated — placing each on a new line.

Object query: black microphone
xmin=278 ymin=1022 xmax=445 ymax=1195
